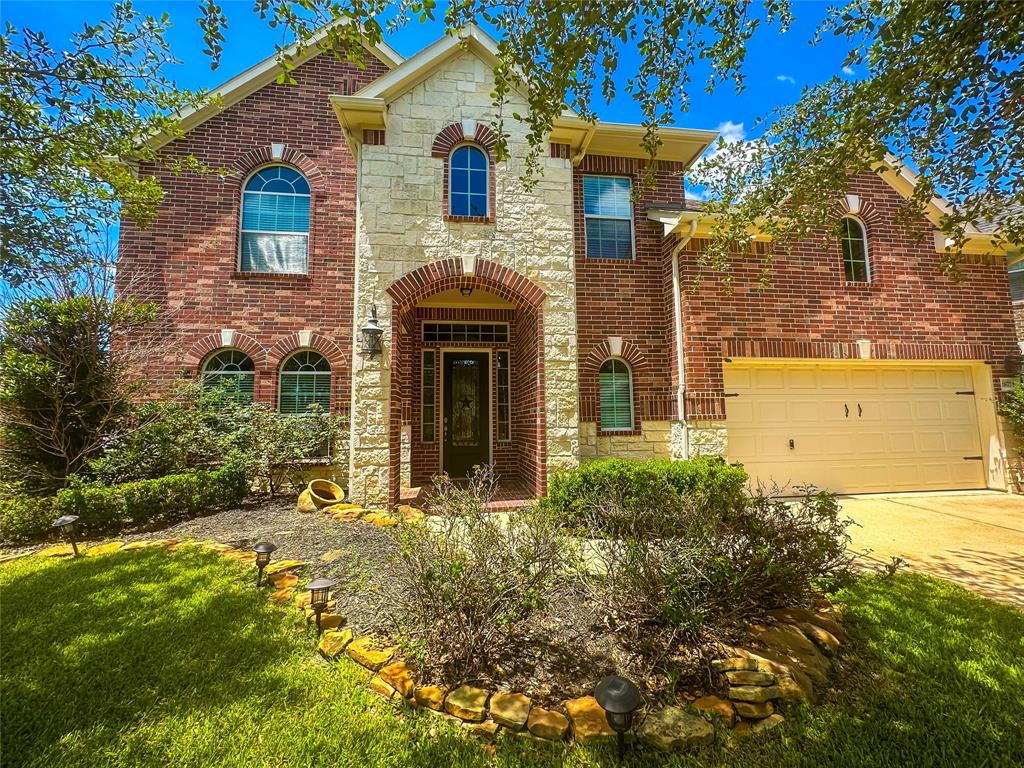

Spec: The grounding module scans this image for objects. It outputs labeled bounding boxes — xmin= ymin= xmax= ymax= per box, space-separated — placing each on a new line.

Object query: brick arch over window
xmin=386 ymin=257 xmax=546 ymax=309
xmin=226 ymin=145 xmax=326 ymax=194
xmin=184 ymin=331 xmax=266 ymax=369
xmin=430 ymin=122 xmax=497 ymax=157
xmin=431 ymin=123 xmax=498 ymax=224
xmin=581 ymin=339 xmax=649 ymax=377
xmin=266 ymin=332 xmax=348 ymax=371
xmin=835 ymin=194 xmax=882 ymax=228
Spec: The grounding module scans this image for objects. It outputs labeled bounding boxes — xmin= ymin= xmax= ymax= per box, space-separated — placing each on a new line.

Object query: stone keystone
xmin=726 ymin=670 xmax=776 ymax=686
xmin=564 ymin=696 xmax=615 ymax=743
xmin=490 ymin=692 xmax=531 ymax=730
xmin=728 ymin=685 xmax=781 ymax=703
xmin=638 ymin=706 xmax=714 ymax=752
xmin=527 ymin=708 xmax=569 ymax=741
xmin=379 ymin=661 xmax=415 ymax=698
xmin=346 ymin=636 xmax=398 ymax=671
xmin=318 ymin=629 xmax=353 ymax=660
xmin=413 ymin=685 xmax=447 ymax=711
xmin=444 ymin=685 xmax=489 ymax=722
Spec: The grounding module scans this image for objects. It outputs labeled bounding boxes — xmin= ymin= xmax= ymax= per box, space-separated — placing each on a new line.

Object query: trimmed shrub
xmin=53 ymin=462 xmax=248 ymax=535
xmin=544 ymin=456 xmax=748 ymax=536
xmin=0 ymin=496 xmax=55 ymax=543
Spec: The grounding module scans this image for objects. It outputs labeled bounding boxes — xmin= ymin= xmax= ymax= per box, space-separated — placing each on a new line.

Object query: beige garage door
xmin=723 ymin=361 xmax=986 ymax=493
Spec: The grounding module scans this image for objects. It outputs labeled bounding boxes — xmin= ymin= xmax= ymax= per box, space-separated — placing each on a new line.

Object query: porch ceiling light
xmin=360 ymin=305 xmax=384 ymax=358
xmin=594 ymin=674 xmax=642 ymax=760
xmin=305 ymin=577 xmax=336 ymax=635
xmin=459 ymin=286 xmax=473 ymax=297
xmin=51 ymin=514 xmax=80 ymax=557
xmin=253 ymin=541 xmax=278 ymax=587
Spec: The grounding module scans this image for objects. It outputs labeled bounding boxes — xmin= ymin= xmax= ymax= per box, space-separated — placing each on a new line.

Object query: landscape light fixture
xmin=594 ymin=674 xmax=642 ymax=761
xmin=360 ymin=305 xmax=384 ymax=357
xmin=305 ymin=577 xmax=336 ymax=635
xmin=51 ymin=515 xmax=81 ymax=557
xmin=253 ymin=541 xmax=278 ymax=587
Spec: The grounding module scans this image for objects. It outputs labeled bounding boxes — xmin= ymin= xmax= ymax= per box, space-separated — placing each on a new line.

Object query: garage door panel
xmin=723 ymin=362 xmax=986 ymax=493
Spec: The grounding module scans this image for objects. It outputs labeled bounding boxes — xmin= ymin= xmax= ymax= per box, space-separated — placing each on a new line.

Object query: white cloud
xmin=776 ymin=74 xmax=796 ymax=85
xmin=716 ymin=120 xmax=746 ymax=145
xmin=842 ymin=65 xmax=855 ymax=76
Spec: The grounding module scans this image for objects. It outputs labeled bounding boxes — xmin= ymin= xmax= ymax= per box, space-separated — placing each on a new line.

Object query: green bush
xmin=544 ymin=456 xmax=748 ymax=535
xmin=53 ymin=462 xmax=248 ymax=535
xmin=0 ymin=496 xmax=55 ymax=543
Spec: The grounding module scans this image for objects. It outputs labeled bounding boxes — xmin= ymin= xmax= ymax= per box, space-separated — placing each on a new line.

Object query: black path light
xmin=360 ymin=304 xmax=384 ymax=357
xmin=305 ymin=577 xmax=336 ymax=635
xmin=51 ymin=515 xmax=81 ymax=556
xmin=253 ymin=541 xmax=278 ymax=587
xmin=594 ymin=674 xmax=642 ymax=761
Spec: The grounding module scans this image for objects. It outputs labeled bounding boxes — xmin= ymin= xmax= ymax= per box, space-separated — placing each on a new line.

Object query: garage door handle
xmin=844 ymin=404 xmax=849 ymax=418
xmin=857 ymin=403 xmax=862 ymax=417
xmin=963 ymin=455 xmax=983 ymax=461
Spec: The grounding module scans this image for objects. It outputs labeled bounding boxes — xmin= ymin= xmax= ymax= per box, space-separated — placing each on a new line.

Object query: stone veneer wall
xmin=578 ymin=421 xmax=674 ymax=462
xmin=348 ymin=51 xmax=579 ymax=504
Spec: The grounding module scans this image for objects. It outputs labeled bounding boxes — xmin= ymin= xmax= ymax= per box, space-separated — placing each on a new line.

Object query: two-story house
xmin=118 ymin=26 xmax=1019 ymax=505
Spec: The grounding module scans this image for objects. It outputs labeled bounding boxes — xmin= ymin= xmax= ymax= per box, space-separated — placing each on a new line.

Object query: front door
xmin=442 ymin=352 xmax=490 ymax=478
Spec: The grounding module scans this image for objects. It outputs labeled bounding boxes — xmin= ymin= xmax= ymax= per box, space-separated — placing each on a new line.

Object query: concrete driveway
xmin=840 ymin=491 xmax=1024 ymax=609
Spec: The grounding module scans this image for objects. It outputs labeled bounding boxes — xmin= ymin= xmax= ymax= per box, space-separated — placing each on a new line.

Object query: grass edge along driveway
xmin=1 ymin=546 xmax=1022 ymax=768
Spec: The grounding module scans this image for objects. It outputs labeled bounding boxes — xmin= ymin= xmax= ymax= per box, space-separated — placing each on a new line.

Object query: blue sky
xmin=3 ymin=0 xmax=861 ymax=148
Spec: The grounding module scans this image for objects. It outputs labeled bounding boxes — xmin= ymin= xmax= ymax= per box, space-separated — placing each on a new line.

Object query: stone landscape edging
xmin=32 ymin=527 xmax=848 ymax=754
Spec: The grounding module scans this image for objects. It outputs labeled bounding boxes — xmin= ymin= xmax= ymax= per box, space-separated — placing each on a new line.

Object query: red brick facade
xmin=674 ymin=171 xmax=1018 ymax=419
xmin=573 ymin=156 xmax=686 ymax=432
xmin=116 ymin=41 xmax=1017 ymax=500
xmin=118 ymin=52 xmax=390 ymax=416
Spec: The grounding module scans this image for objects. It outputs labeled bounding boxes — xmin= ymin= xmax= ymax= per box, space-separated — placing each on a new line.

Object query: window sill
xmin=842 ymin=280 xmax=876 ymax=289
xmin=584 ymin=255 xmax=636 ymax=263
xmin=444 ymin=214 xmax=494 ymax=224
xmin=597 ymin=427 xmax=641 ymax=437
xmin=234 ymin=271 xmax=311 ymax=281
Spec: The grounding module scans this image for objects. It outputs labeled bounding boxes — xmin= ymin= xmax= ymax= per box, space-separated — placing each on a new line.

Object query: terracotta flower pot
xmin=308 ymin=479 xmax=344 ymax=508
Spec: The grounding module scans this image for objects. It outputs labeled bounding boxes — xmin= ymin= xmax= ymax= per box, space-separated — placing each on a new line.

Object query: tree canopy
xmin=2 ymin=0 xmax=1020 ymax=287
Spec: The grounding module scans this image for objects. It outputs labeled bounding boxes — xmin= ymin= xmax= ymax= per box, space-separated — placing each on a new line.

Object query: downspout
xmin=671 ymin=220 xmax=698 ymax=459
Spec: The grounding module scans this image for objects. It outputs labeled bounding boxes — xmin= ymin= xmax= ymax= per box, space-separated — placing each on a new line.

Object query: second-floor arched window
xmin=450 ymin=145 xmax=488 ymax=217
xmin=840 ymin=216 xmax=870 ymax=283
xmin=240 ymin=165 xmax=310 ymax=274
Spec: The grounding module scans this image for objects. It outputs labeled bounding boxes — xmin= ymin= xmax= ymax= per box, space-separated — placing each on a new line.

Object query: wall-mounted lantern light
xmin=305 ymin=577 xmax=336 ymax=635
xmin=594 ymin=674 xmax=642 ymax=761
xmin=51 ymin=515 xmax=80 ymax=556
xmin=253 ymin=541 xmax=278 ymax=587
xmin=360 ymin=305 xmax=384 ymax=357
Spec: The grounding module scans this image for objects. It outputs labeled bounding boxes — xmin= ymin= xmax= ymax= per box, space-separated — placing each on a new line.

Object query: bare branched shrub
xmin=574 ymin=480 xmax=854 ymax=658
xmin=393 ymin=466 xmax=564 ymax=681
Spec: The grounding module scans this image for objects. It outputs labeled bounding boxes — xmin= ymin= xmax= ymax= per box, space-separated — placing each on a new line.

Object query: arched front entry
xmin=386 ymin=258 xmax=547 ymax=504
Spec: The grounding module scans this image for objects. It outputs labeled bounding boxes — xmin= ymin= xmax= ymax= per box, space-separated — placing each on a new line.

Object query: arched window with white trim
xmin=279 ymin=350 xmax=331 ymax=414
xmin=599 ymin=358 xmax=634 ymax=431
xmin=202 ymin=349 xmax=255 ymax=403
xmin=840 ymin=216 xmax=870 ymax=283
xmin=449 ymin=145 xmax=488 ymax=217
xmin=240 ymin=165 xmax=310 ymax=274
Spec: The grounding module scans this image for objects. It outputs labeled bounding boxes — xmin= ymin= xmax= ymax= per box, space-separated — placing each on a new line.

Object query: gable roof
xmin=146 ymin=26 xmax=403 ymax=150
xmin=334 ymin=23 xmax=717 ymax=167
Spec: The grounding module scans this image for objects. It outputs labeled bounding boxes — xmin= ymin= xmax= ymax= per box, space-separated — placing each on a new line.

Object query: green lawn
xmin=2 ymin=547 xmax=1022 ymax=767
